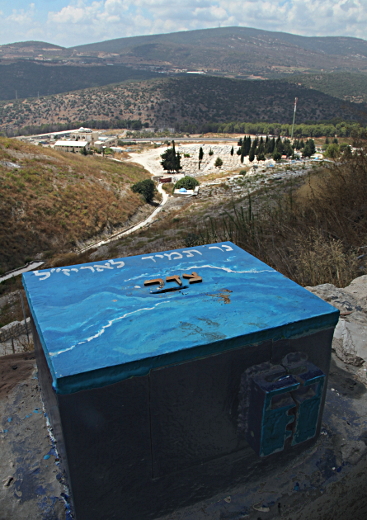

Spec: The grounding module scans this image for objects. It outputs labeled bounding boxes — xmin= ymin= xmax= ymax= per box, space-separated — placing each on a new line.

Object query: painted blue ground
xmin=23 ymin=243 xmax=339 ymax=394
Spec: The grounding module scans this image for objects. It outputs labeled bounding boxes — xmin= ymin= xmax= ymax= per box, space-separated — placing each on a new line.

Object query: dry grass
xmin=0 ymin=137 xmax=150 ymax=273
xmin=190 ymin=150 xmax=367 ymax=287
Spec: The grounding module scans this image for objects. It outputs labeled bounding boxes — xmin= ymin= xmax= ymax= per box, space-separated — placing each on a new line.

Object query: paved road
xmin=78 ymin=156 xmax=170 ymax=253
xmin=0 ymin=262 xmax=44 ymax=284
xmin=79 ymin=182 xmax=169 ymax=252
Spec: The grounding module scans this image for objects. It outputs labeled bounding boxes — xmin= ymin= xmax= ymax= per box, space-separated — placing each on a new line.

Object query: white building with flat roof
xmin=54 ymin=140 xmax=90 ymax=152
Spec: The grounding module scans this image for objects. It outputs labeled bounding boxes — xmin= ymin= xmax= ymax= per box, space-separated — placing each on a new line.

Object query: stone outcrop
xmin=307 ymin=275 xmax=367 ymax=384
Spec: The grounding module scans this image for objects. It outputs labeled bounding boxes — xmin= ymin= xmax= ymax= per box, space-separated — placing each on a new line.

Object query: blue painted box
xmin=23 ymin=242 xmax=339 ymax=520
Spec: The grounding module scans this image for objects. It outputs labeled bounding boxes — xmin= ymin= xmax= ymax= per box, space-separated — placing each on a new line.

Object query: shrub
xmin=131 ymin=179 xmax=155 ymax=202
xmin=174 ymin=176 xmax=199 ymax=190
xmin=215 ymin=157 xmax=223 ymax=168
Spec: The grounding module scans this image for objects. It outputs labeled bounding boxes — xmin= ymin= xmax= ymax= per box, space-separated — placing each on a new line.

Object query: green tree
xmin=283 ymin=139 xmax=293 ymax=157
xmin=174 ymin=176 xmax=199 ymax=190
xmin=230 ymin=146 xmax=234 ymax=156
xmin=198 ymin=146 xmax=204 ymax=170
xmin=131 ymin=179 xmax=155 ymax=203
xmin=161 ymin=140 xmax=182 ymax=172
xmin=209 ymin=148 xmax=214 ymax=156
xmin=302 ymin=139 xmax=316 ymax=158
xmin=215 ymin=157 xmax=223 ymax=167
xmin=272 ymin=150 xmax=281 ymax=161
xmin=324 ymin=143 xmax=340 ymax=159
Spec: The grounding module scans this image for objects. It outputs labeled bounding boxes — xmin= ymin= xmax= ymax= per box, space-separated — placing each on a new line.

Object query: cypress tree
xmin=245 ymin=136 xmax=251 ymax=155
xmin=198 ymin=146 xmax=204 ymax=169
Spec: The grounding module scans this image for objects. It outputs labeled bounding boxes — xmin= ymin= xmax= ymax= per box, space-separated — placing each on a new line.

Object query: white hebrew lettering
xmin=142 ymin=256 xmax=156 ymax=263
xmin=61 ymin=269 xmax=71 ymax=276
xmin=222 ymin=244 xmax=234 ymax=251
xmin=94 ymin=264 xmax=114 ymax=272
xmin=182 ymin=250 xmax=202 ymax=257
xmin=71 ymin=268 xmax=78 ymax=272
xmin=80 ymin=266 xmax=95 ymax=272
xmin=155 ymin=255 xmax=164 ymax=259
xmin=34 ymin=271 xmax=51 ymax=281
xmin=108 ymin=259 xmax=125 ymax=268
xmin=209 ymin=246 xmax=223 ymax=251
xmin=164 ymin=252 xmax=183 ymax=260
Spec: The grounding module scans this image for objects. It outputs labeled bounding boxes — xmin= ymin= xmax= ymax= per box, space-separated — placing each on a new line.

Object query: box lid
xmin=23 ymin=242 xmax=339 ymax=394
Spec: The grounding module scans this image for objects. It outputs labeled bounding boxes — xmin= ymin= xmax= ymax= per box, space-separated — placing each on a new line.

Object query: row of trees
xmin=160 ymin=136 xmax=318 ymax=172
xmin=6 ymin=116 xmax=367 ymax=140
xmin=236 ymin=135 xmax=316 ymax=162
xmin=175 ymin=120 xmax=367 ymax=139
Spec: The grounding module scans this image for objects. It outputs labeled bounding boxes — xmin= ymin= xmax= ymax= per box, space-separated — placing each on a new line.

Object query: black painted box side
xmin=31 ymin=309 xmax=334 ymax=520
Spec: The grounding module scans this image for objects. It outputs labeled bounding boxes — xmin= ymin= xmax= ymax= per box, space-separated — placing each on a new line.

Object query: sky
xmin=0 ymin=0 xmax=366 ymax=48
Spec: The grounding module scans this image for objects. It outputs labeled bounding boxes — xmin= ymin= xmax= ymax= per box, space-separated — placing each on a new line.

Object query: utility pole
xmin=291 ymin=97 xmax=298 ymax=140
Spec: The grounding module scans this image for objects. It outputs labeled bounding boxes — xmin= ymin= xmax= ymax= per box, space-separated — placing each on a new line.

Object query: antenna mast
xmin=291 ymin=97 xmax=298 ymax=140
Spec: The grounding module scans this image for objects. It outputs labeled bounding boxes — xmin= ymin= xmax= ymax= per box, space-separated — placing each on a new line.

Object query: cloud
xmin=0 ymin=0 xmax=367 ymax=47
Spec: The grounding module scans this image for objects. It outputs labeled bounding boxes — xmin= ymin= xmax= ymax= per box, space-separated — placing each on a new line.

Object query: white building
xmin=69 ymin=127 xmax=95 ymax=142
xmin=54 ymin=140 xmax=90 ymax=153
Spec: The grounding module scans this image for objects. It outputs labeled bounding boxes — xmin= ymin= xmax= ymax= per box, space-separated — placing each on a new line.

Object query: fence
xmin=0 ymin=291 xmax=33 ymax=356
xmin=0 ymin=318 xmax=32 ymax=356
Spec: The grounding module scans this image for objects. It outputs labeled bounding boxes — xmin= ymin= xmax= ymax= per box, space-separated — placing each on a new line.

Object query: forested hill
xmin=0 ymin=61 xmax=159 ymax=101
xmin=285 ymin=72 xmax=367 ymax=105
xmin=1 ymin=75 xmax=367 ymax=136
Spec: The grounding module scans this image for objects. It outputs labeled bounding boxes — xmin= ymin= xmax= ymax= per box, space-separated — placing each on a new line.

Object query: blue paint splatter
xmin=43 ymin=454 xmax=50 ymax=460
xmin=7 ymin=417 xmax=12 ymax=423
xmin=36 ymin=485 xmax=46 ymax=495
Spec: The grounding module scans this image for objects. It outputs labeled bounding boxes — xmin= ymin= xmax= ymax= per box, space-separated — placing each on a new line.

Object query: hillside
xmin=0 ymin=62 xmax=159 ymax=101
xmin=67 ymin=27 xmax=367 ymax=76
xmin=0 ymin=41 xmax=65 ymax=58
xmin=1 ymin=75 xmax=367 ymax=136
xmin=284 ymin=72 xmax=367 ymax=104
xmin=0 ymin=137 xmax=150 ymax=274
xmin=1 ymin=28 xmax=367 ymax=103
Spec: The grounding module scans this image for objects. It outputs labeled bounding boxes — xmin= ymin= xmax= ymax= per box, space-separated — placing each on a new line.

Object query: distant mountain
xmin=69 ymin=27 xmax=367 ymax=76
xmin=1 ymin=28 xmax=367 ymax=130
xmin=2 ymin=27 xmax=367 ymax=81
xmin=0 ymin=40 xmax=65 ymax=58
xmin=2 ymin=75 xmax=367 ymax=136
